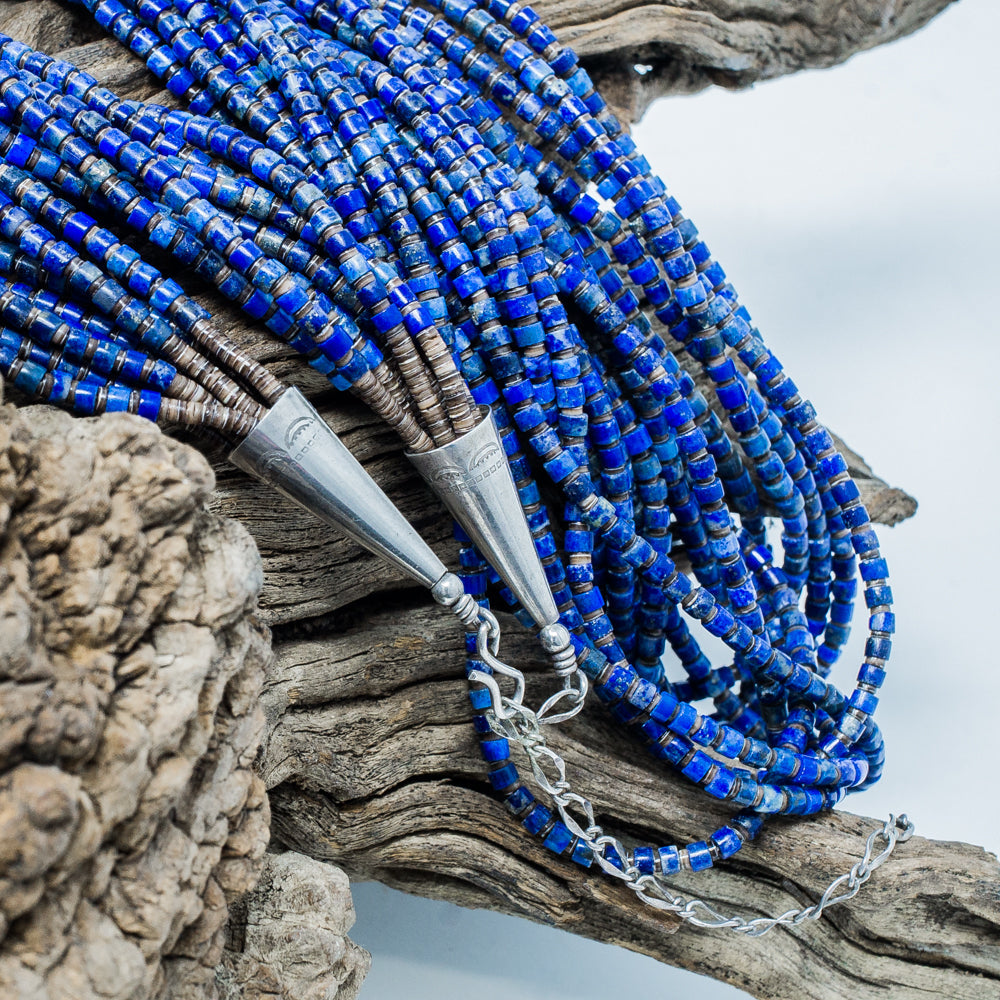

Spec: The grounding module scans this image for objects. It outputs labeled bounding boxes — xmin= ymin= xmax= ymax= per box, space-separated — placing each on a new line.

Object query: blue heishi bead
xmin=864 ymin=583 xmax=893 ymax=608
xmin=597 ymin=665 xmax=633 ymax=702
xmin=480 ymin=737 xmax=510 ymax=762
xmin=711 ymin=826 xmax=743 ymax=859
xmin=865 ymin=636 xmax=891 ymax=660
xmin=523 ymin=804 xmax=552 ymax=835
xmin=657 ymin=845 xmax=680 ymax=875
xmin=487 ymin=762 xmax=518 ymax=790
xmin=869 ymin=611 xmax=895 ymax=633
xmin=633 ymin=846 xmax=655 ymax=874
xmin=602 ymin=841 xmax=626 ymax=871
xmin=506 ymin=786 xmax=533 ymax=813
xmin=859 ymin=556 xmax=889 ymax=581
xmin=543 ymin=821 xmax=574 ymax=854
xmin=681 ymin=751 xmax=713 ymax=784
xmin=468 ymin=687 xmax=492 ymax=710
xmin=704 ymin=767 xmax=736 ymax=799
xmin=686 ymin=841 xmax=713 ymax=872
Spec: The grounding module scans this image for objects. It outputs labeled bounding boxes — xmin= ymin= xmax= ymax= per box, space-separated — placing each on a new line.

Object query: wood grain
xmin=263 ymin=601 xmax=999 ymax=1000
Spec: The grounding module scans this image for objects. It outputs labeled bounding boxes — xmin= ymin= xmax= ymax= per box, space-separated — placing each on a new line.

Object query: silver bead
xmin=538 ymin=622 xmax=572 ymax=654
xmin=431 ymin=571 xmax=465 ymax=607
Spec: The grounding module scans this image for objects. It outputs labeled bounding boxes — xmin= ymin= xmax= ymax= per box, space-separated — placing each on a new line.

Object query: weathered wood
xmin=544 ymin=0 xmax=959 ymax=120
xmin=3 ymin=3 xmax=989 ymax=1000
xmin=0 ymin=395 xmax=272 ymax=1000
xmin=2 ymin=0 xmax=958 ymax=122
xmin=262 ymin=601 xmax=1000 ymax=1000
xmin=219 ymin=851 xmax=371 ymax=1000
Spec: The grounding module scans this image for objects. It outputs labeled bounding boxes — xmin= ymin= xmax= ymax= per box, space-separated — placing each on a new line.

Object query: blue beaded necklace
xmin=0 ymin=0 xmax=912 ymax=931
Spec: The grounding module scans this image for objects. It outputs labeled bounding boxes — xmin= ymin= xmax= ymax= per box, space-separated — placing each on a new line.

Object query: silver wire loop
xmin=535 ymin=669 xmax=588 ymax=725
xmin=444 ymin=577 xmax=587 ymax=725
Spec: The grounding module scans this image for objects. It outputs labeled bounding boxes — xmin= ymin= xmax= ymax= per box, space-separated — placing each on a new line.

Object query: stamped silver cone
xmin=407 ymin=407 xmax=559 ymax=628
xmin=230 ymin=388 xmax=447 ymax=588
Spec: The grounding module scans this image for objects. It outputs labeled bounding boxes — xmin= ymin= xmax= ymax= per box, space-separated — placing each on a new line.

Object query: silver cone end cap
xmin=230 ymin=388 xmax=447 ymax=589
xmin=407 ymin=407 xmax=559 ymax=629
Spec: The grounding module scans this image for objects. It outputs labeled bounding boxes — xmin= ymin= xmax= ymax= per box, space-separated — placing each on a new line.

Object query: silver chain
xmin=467 ymin=609 xmax=915 ymax=936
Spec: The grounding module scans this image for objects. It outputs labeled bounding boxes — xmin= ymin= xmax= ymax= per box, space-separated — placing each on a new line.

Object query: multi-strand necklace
xmin=0 ymin=0 xmax=912 ymax=932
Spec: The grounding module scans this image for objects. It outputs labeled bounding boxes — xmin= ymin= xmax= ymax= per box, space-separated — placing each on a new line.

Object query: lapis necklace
xmin=0 ymin=0 xmax=913 ymax=933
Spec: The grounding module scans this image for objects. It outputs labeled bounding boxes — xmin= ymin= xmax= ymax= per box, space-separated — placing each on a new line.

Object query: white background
xmin=350 ymin=2 xmax=1000 ymax=996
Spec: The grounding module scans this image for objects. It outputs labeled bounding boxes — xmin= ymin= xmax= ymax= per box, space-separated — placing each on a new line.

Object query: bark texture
xmin=545 ymin=0 xmax=960 ymax=120
xmin=0 ymin=391 xmax=271 ymax=999
xmin=260 ymin=596 xmax=1000 ymax=1000
xmin=219 ymin=852 xmax=371 ymax=1000
xmin=0 ymin=0 xmax=960 ymax=121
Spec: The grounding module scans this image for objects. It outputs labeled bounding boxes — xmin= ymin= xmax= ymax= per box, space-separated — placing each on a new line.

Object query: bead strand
xmin=0 ymin=0 xmax=901 ymax=886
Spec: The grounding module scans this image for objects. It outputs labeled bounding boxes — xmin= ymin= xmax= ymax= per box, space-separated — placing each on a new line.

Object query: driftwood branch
xmin=544 ymin=0 xmax=959 ymax=120
xmin=4 ymin=2 xmax=995 ymax=999
xmin=220 ymin=851 xmax=371 ymax=1000
xmin=0 ymin=390 xmax=373 ymax=1000
xmin=259 ymin=600 xmax=999 ymax=1000
xmin=1 ymin=390 xmax=995 ymax=1000
xmin=2 ymin=0 xmax=959 ymax=121
xmin=207 ymin=396 xmax=997 ymax=1000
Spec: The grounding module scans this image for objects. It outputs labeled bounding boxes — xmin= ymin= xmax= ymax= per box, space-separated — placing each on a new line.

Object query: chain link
xmin=628 ymin=813 xmax=914 ymax=935
xmin=467 ymin=610 xmax=915 ymax=935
